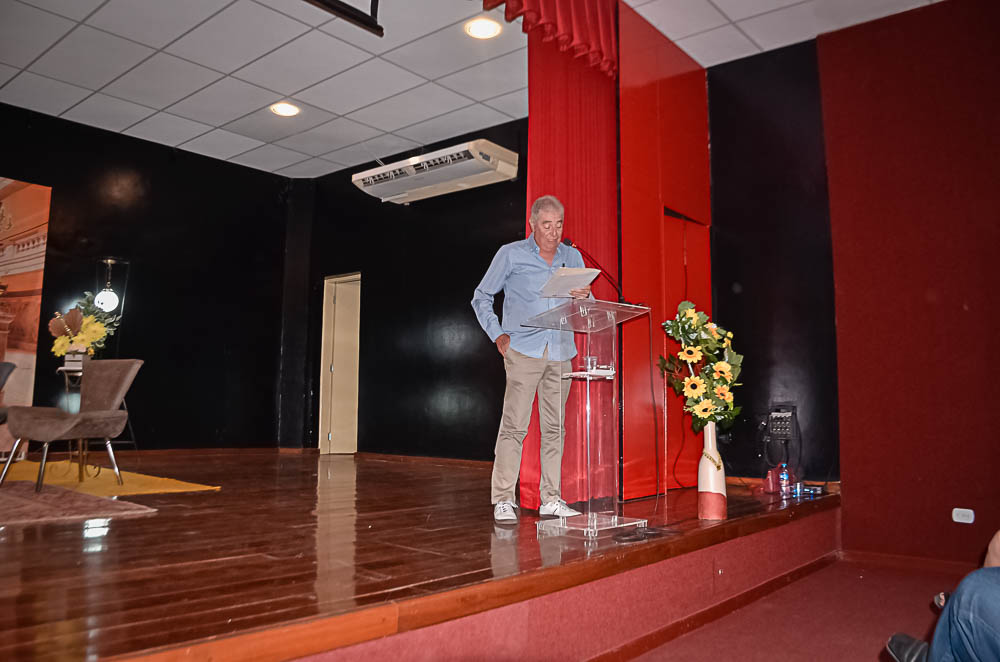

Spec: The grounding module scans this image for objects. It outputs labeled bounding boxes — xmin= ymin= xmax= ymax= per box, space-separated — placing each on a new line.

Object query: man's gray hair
xmin=529 ymin=195 xmax=564 ymax=224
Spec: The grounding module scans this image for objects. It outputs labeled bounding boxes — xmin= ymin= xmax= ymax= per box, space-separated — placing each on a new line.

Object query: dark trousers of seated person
xmin=929 ymin=566 xmax=1000 ymax=662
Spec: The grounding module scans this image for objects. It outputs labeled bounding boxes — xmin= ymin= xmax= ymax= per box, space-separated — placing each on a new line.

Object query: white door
xmin=319 ymin=274 xmax=361 ymax=454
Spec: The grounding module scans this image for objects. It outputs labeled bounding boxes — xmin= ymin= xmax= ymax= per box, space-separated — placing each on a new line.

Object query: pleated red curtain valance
xmin=483 ymin=0 xmax=618 ymax=77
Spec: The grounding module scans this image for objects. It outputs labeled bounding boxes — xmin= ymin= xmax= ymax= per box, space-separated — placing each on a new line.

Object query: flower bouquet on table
xmin=49 ymin=292 xmax=121 ymax=369
xmin=658 ymin=301 xmax=743 ymax=519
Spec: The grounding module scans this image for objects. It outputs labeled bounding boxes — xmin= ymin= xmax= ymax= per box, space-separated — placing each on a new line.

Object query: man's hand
xmin=495 ymin=334 xmax=511 ymax=357
xmin=569 ymin=285 xmax=591 ymax=299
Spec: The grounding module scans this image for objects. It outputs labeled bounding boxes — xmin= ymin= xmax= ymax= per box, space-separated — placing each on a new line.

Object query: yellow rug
xmin=2 ymin=461 xmax=220 ymax=497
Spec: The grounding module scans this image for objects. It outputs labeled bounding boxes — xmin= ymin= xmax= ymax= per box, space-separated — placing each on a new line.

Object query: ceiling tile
xmin=296 ymin=57 xmax=424 ymax=114
xmin=634 ymin=0 xmax=729 ymax=40
xmin=103 ymin=53 xmax=222 ymax=109
xmin=29 ymin=25 xmax=154 ymax=90
xmin=18 ymin=0 xmax=103 ymax=21
xmin=739 ymin=0 xmax=925 ymax=50
xmin=275 ymin=117 xmax=382 ymax=156
xmin=346 ymin=82 xmax=470 ymax=132
xmin=320 ymin=0 xmax=484 ymax=54
xmin=437 ymin=48 xmax=526 ymax=102
xmin=0 ymin=71 xmax=90 ymax=115
xmin=232 ymin=30 xmax=370 ymax=96
xmin=223 ymin=99 xmax=334 ymax=142
xmin=61 ymin=93 xmax=155 ymax=131
xmin=165 ymin=0 xmax=309 ymax=74
xmin=87 ymin=0 xmax=233 ymax=50
xmin=483 ymin=87 xmax=527 ymax=119
xmin=710 ymin=0 xmax=803 ymax=22
xmin=168 ymin=76 xmax=280 ymax=126
xmin=124 ymin=112 xmax=212 ymax=145
xmin=381 ymin=12 xmax=527 ymax=79
xmin=811 ymin=0 xmax=927 ymax=30
xmin=396 ymin=104 xmax=512 ymax=144
xmin=0 ymin=0 xmax=75 ymax=68
xmin=0 ymin=63 xmax=18 ymax=86
xmin=276 ymin=158 xmax=344 ymax=178
xmin=675 ymin=24 xmax=761 ymax=67
xmin=322 ymin=134 xmax=421 ymax=168
xmin=228 ymin=144 xmax=309 ymax=171
xmin=179 ymin=129 xmax=264 ymax=159
xmin=253 ymin=0 xmax=335 ymax=26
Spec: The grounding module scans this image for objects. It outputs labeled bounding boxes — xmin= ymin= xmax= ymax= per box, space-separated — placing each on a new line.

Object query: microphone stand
xmin=563 ymin=239 xmax=625 ymax=303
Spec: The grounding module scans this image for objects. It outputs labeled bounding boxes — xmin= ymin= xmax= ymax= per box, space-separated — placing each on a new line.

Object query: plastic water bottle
xmin=778 ymin=463 xmax=791 ymax=498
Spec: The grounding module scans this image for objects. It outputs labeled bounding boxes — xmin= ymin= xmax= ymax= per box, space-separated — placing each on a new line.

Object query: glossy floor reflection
xmin=0 ymin=452 xmax=838 ymax=661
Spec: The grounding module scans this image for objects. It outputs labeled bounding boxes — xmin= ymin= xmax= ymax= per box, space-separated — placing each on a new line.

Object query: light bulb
xmin=464 ymin=17 xmax=501 ymax=39
xmin=95 ymin=288 xmax=119 ymax=312
xmin=269 ymin=102 xmax=300 ymax=117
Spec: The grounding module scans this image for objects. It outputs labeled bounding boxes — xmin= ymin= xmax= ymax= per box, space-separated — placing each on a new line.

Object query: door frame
xmin=318 ymin=272 xmax=361 ymax=454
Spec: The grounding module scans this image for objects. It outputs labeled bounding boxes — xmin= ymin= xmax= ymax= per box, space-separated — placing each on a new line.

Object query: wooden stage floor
xmin=0 ymin=451 xmax=840 ymax=661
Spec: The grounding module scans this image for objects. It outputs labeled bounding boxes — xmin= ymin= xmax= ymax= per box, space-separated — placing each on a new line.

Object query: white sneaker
xmin=539 ymin=499 xmax=581 ymax=517
xmin=494 ymin=501 xmax=517 ymax=522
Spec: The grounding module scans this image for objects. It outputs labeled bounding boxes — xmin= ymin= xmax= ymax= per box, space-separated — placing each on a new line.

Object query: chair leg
xmin=105 ymin=439 xmax=123 ymax=485
xmin=36 ymin=442 xmax=50 ymax=492
xmin=0 ymin=438 xmax=22 ymax=486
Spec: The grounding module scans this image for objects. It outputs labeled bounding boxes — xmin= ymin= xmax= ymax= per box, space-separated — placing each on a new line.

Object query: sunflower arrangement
xmin=658 ymin=301 xmax=743 ymax=433
xmin=48 ymin=292 xmax=121 ymax=357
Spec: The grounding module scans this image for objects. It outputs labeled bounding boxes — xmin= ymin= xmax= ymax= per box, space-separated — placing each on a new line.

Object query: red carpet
xmin=635 ymin=559 xmax=965 ymax=662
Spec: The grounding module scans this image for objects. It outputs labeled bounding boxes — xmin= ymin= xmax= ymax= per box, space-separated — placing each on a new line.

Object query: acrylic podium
xmin=522 ymin=299 xmax=650 ymax=538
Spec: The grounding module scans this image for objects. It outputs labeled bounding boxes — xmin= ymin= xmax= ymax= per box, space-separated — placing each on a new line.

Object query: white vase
xmin=697 ymin=421 xmax=727 ymax=520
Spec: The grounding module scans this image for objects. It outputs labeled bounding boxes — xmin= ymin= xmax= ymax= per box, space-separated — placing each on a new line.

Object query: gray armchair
xmin=0 ymin=359 xmax=142 ymax=491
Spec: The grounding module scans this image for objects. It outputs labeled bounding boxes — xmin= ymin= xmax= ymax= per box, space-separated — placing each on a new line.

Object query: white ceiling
xmin=0 ymin=0 xmax=941 ymax=179
xmin=625 ymin=0 xmax=943 ymax=68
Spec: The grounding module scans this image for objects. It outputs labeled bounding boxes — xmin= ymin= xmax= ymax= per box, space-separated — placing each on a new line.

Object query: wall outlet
xmin=951 ymin=508 xmax=975 ymax=524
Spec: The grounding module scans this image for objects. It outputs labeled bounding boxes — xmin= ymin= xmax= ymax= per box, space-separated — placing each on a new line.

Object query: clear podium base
xmin=536 ymin=512 xmax=648 ymax=539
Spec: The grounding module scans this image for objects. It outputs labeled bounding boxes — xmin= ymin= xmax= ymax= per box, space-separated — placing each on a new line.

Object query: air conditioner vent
xmin=351 ymin=140 xmax=518 ymax=204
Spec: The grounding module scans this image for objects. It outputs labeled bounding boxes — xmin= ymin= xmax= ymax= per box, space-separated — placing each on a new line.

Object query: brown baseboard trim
xmin=839 ymin=550 xmax=977 ymax=576
xmin=277 ymin=447 xmax=320 ymax=455
xmin=355 ymin=452 xmax=493 ymax=469
xmin=587 ymin=552 xmax=839 ymax=662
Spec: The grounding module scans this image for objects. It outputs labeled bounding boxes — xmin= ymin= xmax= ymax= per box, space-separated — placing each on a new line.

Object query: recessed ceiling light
xmin=464 ymin=17 xmax=501 ymax=39
xmin=270 ymin=102 xmax=300 ymax=117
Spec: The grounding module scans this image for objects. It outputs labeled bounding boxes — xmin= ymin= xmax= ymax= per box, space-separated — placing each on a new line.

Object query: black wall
xmin=280 ymin=119 xmax=528 ymax=458
xmin=0 ymin=102 xmax=288 ymax=448
xmin=707 ymin=42 xmax=840 ymax=481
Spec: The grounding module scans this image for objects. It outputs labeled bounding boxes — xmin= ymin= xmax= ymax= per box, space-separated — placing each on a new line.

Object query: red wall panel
xmin=619 ymin=2 xmax=712 ymax=498
xmin=819 ymin=0 xmax=1000 ymax=563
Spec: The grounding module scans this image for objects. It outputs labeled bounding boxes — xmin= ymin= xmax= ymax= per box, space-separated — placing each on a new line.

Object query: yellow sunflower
xmin=692 ymin=400 xmax=716 ymax=418
xmin=683 ymin=376 xmax=706 ymax=398
xmin=712 ymin=361 xmax=732 ymax=381
xmin=679 ymin=345 xmax=703 ymax=363
xmin=714 ymin=385 xmax=733 ymax=403
xmin=684 ymin=308 xmax=700 ymax=325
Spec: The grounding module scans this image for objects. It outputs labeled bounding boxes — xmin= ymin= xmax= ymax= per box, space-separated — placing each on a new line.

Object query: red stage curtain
xmin=485 ymin=0 xmax=619 ymax=509
xmin=484 ymin=0 xmax=617 ymax=77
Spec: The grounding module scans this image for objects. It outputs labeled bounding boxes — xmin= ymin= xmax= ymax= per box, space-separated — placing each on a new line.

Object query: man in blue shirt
xmin=472 ymin=195 xmax=590 ymax=523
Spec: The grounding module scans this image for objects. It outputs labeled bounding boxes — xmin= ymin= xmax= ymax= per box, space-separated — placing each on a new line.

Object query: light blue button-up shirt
xmin=471 ymin=234 xmax=585 ymax=361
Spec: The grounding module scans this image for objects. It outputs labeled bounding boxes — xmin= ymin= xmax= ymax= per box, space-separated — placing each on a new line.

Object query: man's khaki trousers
xmin=491 ymin=347 xmax=571 ymax=505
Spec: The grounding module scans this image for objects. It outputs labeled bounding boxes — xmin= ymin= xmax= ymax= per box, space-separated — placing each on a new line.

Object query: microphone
xmin=562 ymin=238 xmax=624 ymax=302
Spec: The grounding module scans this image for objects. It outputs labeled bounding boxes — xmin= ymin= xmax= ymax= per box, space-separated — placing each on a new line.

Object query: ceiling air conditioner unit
xmin=351 ymin=139 xmax=518 ymax=204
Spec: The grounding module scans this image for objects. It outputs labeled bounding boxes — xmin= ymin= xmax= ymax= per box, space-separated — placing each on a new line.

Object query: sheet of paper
xmin=540 ymin=267 xmax=600 ymax=297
